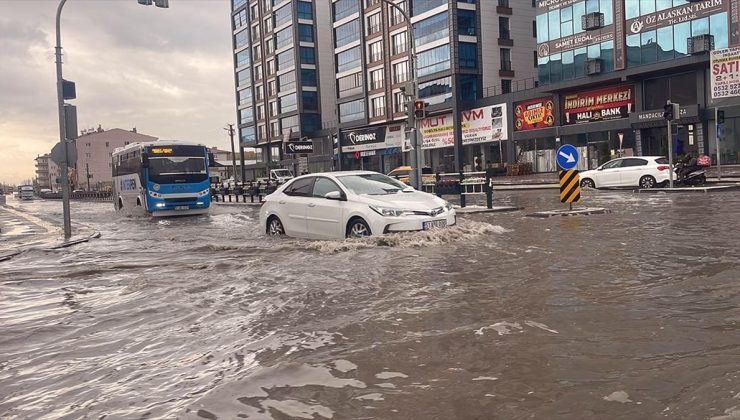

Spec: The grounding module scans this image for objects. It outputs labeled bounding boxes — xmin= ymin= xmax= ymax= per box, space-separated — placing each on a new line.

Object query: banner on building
xmin=340 ymin=124 xmax=404 ymax=153
xmin=514 ymin=97 xmax=555 ymax=131
xmin=420 ymin=104 xmax=509 ymax=149
xmin=710 ymin=46 xmax=740 ymax=99
xmin=626 ymin=0 xmax=727 ymax=35
xmin=562 ymin=85 xmax=634 ymax=125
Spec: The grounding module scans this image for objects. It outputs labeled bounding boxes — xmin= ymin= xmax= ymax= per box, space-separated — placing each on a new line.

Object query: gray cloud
xmin=0 ymin=0 xmax=237 ymax=184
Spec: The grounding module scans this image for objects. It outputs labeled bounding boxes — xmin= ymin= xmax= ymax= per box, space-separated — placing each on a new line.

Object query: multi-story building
xmin=34 ymin=154 xmax=51 ymax=190
xmin=332 ymin=0 xmax=538 ymax=173
xmin=231 ymin=0 xmax=335 ymax=177
xmin=503 ymin=0 xmax=740 ymax=171
xmin=75 ymin=127 xmax=157 ymax=190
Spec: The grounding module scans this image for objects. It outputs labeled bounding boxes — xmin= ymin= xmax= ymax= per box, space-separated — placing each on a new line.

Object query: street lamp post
xmin=379 ymin=0 xmax=422 ymax=189
xmin=55 ymin=0 xmax=168 ymax=239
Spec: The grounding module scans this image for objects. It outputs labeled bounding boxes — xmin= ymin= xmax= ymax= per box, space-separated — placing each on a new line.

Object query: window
xmin=416 ymin=44 xmax=450 ymax=77
xmin=393 ymin=90 xmax=405 ymax=113
xmin=298 ymin=24 xmax=314 ymax=42
xmin=281 ymin=115 xmax=300 ymax=134
xmin=274 ymin=3 xmax=293 ymax=27
xmin=235 ymin=28 xmax=249 ymax=49
xmin=392 ymin=32 xmax=408 ymax=55
xmin=458 ymin=10 xmax=476 ymax=36
xmin=276 ymin=26 xmax=293 ymax=49
xmin=370 ymin=68 xmax=384 ymax=90
xmin=300 ymin=46 xmax=315 ymax=64
xmin=411 ymin=0 xmax=445 ymax=16
xmin=269 ymin=100 xmax=278 ymax=116
xmin=334 ymin=0 xmax=359 ymax=22
xmin=277 ymin=48 xmax=295 ymax=69
xmin=313 ymin=177 xmax=342 ymax=198
xmin=237 ymin=69 xmax=251 ymax=87
xmin=255 ymin=84 xmax=264 ymax=100
xmin=458 ymin=74 xmax=478 ymax=102
xmin=256 ymin=104 xmax=265 ymax=120
xmin=339 ymin=99 xmax=365 ymax=123
xmin=267 ymin=59 xmax=276 ymax=75
xmin=279 ymin=72 xmax=296 ymax=92
xmin=297 ymin=1 xmax=313 ymax=20
xmin=370 ymin=96 xmax=386 ymax=118
xmin=268 ymin=79 xmax=277 ymax=96
xmin=532 ymin=20 xmax=537 ymax=38
xmin=336 ymin=46 xmax=362 ymax=73
xmin=414 ymin=12 xmax=448 ymax=47
xmin=236 ymin=50 xmax=250 ymax=67
xmin=264 ymin=15 xmax=273 ymax=33
xmin=233 ymin=9 xmax=248 ymax=29
xmin=302 ymin=91 xmax=318 ymax=111
xmin=253 ymin=44 xmax=262 ymax=60
xmin=285 ymin=177 xmax=314 ymax=196
xmin=254 ymin=64 xmax=263 ymax=81
xmin=240 ymin=108 xmax=254 ymax=124
xmin=240 ymin=126 xmax=256 ymax=146
xmin=280 ymin=93 xmax=297 ymax=113
xmin=366 ymin=12 xmax=381 ymax=35
xmin=335 ymin=19 xmax=360 ymax=48
xmin=369 ymin=41 xmax=383 ymax=62
xmin=459 ymin=42 xmax=477 ymax=68
xmin=498 ymin=0 xmax=509 ymax=6
xmin=623 ymin=158 xmax=648 ymax=167
xmin=393 ymin=60 xmax=409 ymax=83
xmin=337 ymin=72 xmax=363 ymax=96
xmin=301 ymin=114 xmax=321 ymax=133
xmin=258 ymin=124 xmax=267 ymax=140
xmin=500 ymin=48 xmax=511 ymax=70
xmin=366 ymin=0 xmax=380 ymax=7
xmin=85 ymin=153 xmax=91 ymax=158
xmin=499 ymin=17 xmax=510 ymax=39
xmin=389 ymin=1 xmax=407 ymax=26
xmin=301 ymin=69 xmax=317 ymax=86
xmin=501 ymin=79 xmax=512 ymax=94
xmin=271 ymin=121 xmax=281 ymax=136
xmin=418 ymin=76 xmax=452 ymax=105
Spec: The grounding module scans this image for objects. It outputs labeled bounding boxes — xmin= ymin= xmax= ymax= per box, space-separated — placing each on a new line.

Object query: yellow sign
xmin=559 ymin=170 xmax=581 ymax=203
xmin=151 ymin=147 xmax=173 ymax=154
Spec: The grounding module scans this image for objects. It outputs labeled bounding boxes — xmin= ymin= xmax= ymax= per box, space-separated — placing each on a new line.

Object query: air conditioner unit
xmin=586 ymin=58 xmax=602 ymax=75
xmin=688 ymin=34 xmax=714 ymax=54
xmin=582 ymin=12 xmax=604 ymax=31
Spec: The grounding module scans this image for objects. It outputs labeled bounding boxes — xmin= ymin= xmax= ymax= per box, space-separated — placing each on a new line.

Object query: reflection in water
xmin=1 ymin=192 xmax=739 ymax=419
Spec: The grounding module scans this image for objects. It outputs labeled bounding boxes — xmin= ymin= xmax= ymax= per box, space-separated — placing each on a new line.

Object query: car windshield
xmin=337 ymin=173 xmax=409 ymax=195
xmin=655 ymin=158 xmax=669 ymax=164
xmin=149 ymin=156 xmax=206 ymax=176
xmin=273 ymin=169 xmax=293 ymax=177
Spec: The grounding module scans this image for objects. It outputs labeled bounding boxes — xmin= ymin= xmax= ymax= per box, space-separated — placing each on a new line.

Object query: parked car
xmin=579 ymin=156 xmax=675 ymax=189
xmin=259 ymin=171 xmax=456 ymax=240
xmin=387 ymin=166 xmax=435 ymax=185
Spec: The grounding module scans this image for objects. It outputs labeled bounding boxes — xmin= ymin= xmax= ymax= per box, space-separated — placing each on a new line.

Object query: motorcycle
xmin=672 ymin=161 xmax=707 ymax=186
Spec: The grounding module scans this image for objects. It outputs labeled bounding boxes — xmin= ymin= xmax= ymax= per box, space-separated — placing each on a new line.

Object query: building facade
xmin=231 ymin=0 xmax=335 ymax=178
xmin=34 ymin=154 xmax=51 ymax=191
xmin=333 ymin=0 xmax=539 ymax=173
xmin=499 ymin=0 xmax=740 ymax=172
xmin=75 ymin=127 xmax=158 ymax=190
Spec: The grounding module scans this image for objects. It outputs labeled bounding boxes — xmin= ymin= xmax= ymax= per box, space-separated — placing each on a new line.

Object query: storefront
xmin=339 ymin=124 xmax=405 ymax=173
xmin=420 ymin=104 xmax=509 ymax=173
xmin=631 ymin=104 xmax=704 ymax=158
xmin=511 ymin=96 xmax=558 ymax=172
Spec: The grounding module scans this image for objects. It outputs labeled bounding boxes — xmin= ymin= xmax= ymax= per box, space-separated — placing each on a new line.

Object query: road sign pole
xmin=715 ymin=107 xmax=722 ymax=181
xmin=55 ymin=0 xmax=72 ymax=240
xmin=667 ymin=120 xmax=674 ymax=188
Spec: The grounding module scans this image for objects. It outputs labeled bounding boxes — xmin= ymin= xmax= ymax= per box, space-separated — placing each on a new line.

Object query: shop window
xmin=459 ymin=43 xmax=477 ymax=69
xmin=641 ymin=30 xmax=658 ymax=65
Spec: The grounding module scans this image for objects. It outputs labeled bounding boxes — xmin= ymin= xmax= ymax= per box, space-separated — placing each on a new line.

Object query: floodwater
xmin=1 ymin=191 xmax=739 ymax=419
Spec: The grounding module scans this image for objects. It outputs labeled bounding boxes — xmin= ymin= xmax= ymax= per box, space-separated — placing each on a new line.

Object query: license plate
xmin=423 ymin=220 xmax=447 ymax=230
xmin=175 ymin=206 xmax=189 ymax=211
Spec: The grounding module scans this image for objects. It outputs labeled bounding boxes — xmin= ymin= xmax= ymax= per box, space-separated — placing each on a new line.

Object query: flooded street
xmin=1 ymin=191 xmax=739 ymax=419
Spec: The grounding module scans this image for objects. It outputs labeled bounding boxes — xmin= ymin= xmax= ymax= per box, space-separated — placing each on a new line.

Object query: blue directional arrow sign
xmin=556 ymin=144 xmax=579 ymax=170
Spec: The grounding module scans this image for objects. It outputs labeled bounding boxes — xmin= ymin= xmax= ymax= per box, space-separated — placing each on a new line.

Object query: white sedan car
xmin=579 ymin=156 xmax=674 ymax=189
xmin=259 ymin=171 xmax=456 ymax=239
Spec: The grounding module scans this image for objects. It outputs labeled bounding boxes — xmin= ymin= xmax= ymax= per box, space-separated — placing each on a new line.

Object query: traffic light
xmin=717 ymin=110 xmax=725 ymax=124
xmin=414 ymin=100 xmax=427 ymax=119
xmin=663 ymin=102 xmax=674 ymax=121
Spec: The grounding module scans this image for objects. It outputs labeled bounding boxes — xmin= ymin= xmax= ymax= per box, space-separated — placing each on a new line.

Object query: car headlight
xmin=148 ymin=190 xmax=162 ymax=198
xmin=369 ymin=205 xmax=411 ymax=217
xmin=198 ymin=188 xmax=210 ymax=197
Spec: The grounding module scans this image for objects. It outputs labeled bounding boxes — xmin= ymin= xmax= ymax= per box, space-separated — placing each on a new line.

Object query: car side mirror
xmin=597 ymin=166 xmax=603 ymax=171
xmin=324 ymin=191 xmax=345 ymax=201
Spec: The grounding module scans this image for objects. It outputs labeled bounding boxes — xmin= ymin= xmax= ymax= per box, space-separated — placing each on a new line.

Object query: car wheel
xmin=580 ymin=178 xmax=596 ymax=189
xmin=639 ymin=175 xmax=657 ymax=189
xmin=346 ymin=218 xmax=371 ymax=238
xmin=267 ymin=216 xmax=285 ymax=236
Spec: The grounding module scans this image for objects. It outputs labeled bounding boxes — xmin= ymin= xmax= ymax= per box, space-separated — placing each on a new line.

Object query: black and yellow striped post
xmin=559 ymin=170 xmax=581 ymax=209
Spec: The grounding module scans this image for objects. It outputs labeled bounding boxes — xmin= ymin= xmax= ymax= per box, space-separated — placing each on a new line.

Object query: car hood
xmin=355 ymin=191 xmax=446 ymax=210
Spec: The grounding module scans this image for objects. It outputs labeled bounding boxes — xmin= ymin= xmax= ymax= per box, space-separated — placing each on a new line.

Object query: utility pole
xmin=55 ymin=0 xmax=72 ymax=239
xmin=225 ymin=124 xmax=237 ymax=182
xmin=715 ymin=107 xmax=723 ymax=181
xmin=85 ymin=163 xmax=90 ymax=190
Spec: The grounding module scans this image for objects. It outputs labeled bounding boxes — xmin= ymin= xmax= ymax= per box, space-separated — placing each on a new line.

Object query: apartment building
xmin=34 ymin=154 xmax=51 ymax=190
xmin=331 ymin=0 xmax=538 ymax=173
xmin=231 ymin=0 xmax=335 ymax=177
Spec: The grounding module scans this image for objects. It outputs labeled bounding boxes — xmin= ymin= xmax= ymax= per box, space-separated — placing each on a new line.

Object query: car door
xmin=596 ymin=159 xmax=625 ymax=187
xmin=305 ymin=177 xmax=346 ymax=239
xmin=619 ymin=158 xmax=649 ymax=186
xmin=280 ymin=177 xmax=315 ymax=237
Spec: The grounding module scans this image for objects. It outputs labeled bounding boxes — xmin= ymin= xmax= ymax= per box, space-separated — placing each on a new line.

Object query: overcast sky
xmin=0 ymin=0 xmax=235 ymax=184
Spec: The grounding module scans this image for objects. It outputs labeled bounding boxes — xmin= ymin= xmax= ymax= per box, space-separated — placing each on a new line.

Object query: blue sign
xmin=556 ymin=144 xmax=579 ymax=170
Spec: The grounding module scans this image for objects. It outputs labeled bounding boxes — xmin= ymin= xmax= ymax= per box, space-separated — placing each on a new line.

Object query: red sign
xmin=562 ymin=85 xmax=634 ymax=125
xmin=514 ymin=97 xmax=555 ymax=131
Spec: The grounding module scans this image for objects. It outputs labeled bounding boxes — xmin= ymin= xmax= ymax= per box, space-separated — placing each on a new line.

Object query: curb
xmin=526 ymin=207 xmax=612 ymax=218
xmin=0 ymin=230 xmax=101 ymax=262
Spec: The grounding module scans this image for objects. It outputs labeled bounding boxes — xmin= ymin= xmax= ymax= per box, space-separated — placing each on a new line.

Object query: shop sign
xmin=285 ymin=141 xmax=313 ymax=154
xmin=626 ymin=0 xmax=726 ymax=35
xmin=536 ymin=0 xmax=580 ymax=12
xmin=420 ymin=113 xmax=454 ymax=149
xmin=340 ymin=124 xmax=404 ymax=152
xmin=631 ymin=105 xmax=698 ymax=123
xmin=360 ymin=150 xmax=376 ymax=157
xmin=461 ymin=104 xmax=508 ymax=146
xmin=537 ymin=28 xmax=613 ymax=57
xmin=711 ymin=46 xmax=740 ymax=98
xmin=514 ymin=97 xmax=555 ymax=132
xmin=562 ymin=85 xmax=634 ymax=125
